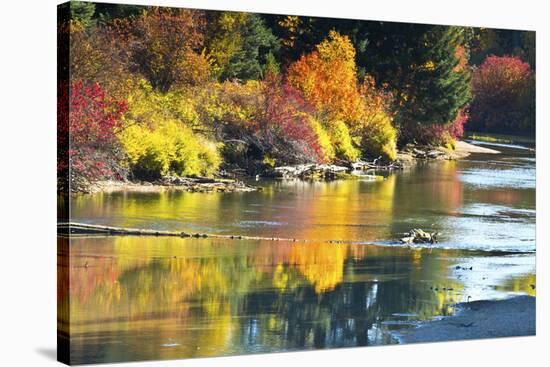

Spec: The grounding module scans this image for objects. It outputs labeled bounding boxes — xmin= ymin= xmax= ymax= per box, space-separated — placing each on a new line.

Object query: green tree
xmin=94 ymin=3 xmax=144 ymax=23
xmin=205 ymin=12 xmax=278 ymax=81
xmin=362 ymin=24 xmax=472 ymax=143
xmin=68 ymin=1 xmax=95 ymax=26
xmin=222 ymin=14 xmax=279 ymax=80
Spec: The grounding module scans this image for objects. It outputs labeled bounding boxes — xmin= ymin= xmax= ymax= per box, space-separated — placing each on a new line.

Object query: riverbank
xmin=71 ymin=140 xmax=500 ymax=194
xmin=396 ymin=296 xmax=535 ymax=344
xmin=396 ymin=140 xmax=500 ymax=163
xmin=85 ymin=176 xmax=258 ymax=194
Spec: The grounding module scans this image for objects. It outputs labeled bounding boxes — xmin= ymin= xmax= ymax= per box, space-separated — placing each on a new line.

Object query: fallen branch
xmin=400 ymin=228 xmax=439 ymax=244
xmin=58 ymin=222 xmax=304 ymax=242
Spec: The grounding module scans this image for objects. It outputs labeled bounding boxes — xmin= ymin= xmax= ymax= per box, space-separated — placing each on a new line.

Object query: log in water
xmin=58 ymin=222 xmax=307 ymax=242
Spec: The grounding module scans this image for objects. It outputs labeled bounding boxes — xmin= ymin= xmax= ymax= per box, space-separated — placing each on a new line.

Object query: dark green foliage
xmin=361 ymin=24 xmax=472 ymax=143
xmin=94 ymin=3 xmax=144 ymax=23
xmin=222 ymin=14 xmax=279 ymax=80
xmin=261 ymin=14 xmax=368 ymax=68
xmin=69 ymin=1 xmax=96 ymax=26
xmin=409 ymin=26 xmax=472 ymax=125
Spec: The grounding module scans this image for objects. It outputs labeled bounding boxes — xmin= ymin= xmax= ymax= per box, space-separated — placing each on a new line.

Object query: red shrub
xmin=256 ymin=73 xmax=324 ymax=163
xmin=58 ymin=81 xmax=127 ymax=191
xmin=470 ymin=55 xmax=535 ymax=134
xmin=404 ymin=108 xmax=469 ymax=146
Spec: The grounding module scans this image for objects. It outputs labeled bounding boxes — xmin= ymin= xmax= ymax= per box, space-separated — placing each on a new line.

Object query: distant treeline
xmin=57 ymin=1 xmax=535 ymax=191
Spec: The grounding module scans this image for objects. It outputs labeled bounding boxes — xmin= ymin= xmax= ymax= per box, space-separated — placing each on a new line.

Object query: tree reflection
xmin=61 ymin=236 xmax=522 ymax=364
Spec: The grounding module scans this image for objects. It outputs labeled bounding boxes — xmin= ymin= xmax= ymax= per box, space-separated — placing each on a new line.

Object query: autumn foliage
xmin=117 ymin=80 xmax=222 ymax=179
xmin=470 ymin=55 xmax=535 ymax=134
xmin=112 ymin=7 xmax=210 ymax=93
xmin=404 ymin=108 xmax=469 ymax=147
xmin=288 ymin=31 xmax=365 ymax=123
xmin=288 ymin=31 xmax=397 ymax=160
xmin=255 ymin=73 xmax=324 ymax=163
xmin=58 ymin=81 xmax=127 ymax=190
xmin=58 ymin=4 xmax=535 ymax=192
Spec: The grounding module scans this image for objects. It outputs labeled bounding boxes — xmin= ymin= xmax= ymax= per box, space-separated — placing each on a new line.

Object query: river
xmin=58 ymin=140 xmax=536 ymax=364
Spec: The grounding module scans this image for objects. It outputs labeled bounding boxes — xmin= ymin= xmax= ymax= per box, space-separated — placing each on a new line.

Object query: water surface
xmin=59 ymin=141 xmax=536 ymax=364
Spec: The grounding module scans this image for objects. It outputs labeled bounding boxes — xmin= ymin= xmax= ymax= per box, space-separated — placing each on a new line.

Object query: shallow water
xmin=60 ymin=141 xmax=536 ymax=364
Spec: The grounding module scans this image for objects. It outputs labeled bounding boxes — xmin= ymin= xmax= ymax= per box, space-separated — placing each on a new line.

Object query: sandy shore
xmin=453 ymin=140 xmax=501 ymax=156
xmin=396 ymin=296 xmax=535 ymax=344
xmin=396 ymin=140 xmax=501 ymax=163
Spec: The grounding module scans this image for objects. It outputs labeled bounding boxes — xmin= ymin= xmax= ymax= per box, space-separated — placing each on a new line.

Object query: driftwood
xmin=268 ymin=159 xmax=402 ymax=180
xmin=60 ymin=223 xmax=442 ymax=248
xmin=58 ymin=222 xmax=304 ymax=242
xmin=400 ymin=228 xmax=439 ymax=244
xmin=351 ymin=159 xmax=403 ymax=171
xmin=412 ymin=148 xmax=446 ymax=159
xmin=270 ymin=164 xmax=349 ymax=180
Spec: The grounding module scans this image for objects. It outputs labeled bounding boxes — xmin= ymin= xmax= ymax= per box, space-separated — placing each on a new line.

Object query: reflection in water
xmin=70 ymin=147 xmax=535 ymax=253
xmin=60 ymin=142 xmax=536 ymax=364
xmin=60 ymin=236 xmax=535 ymax=364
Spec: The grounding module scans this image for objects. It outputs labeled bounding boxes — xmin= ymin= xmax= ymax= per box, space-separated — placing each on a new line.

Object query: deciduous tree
xmin=116 ymin=7 xmax=210 ymax=93
xmin=470 ymin=55 xmax=535 ymax=134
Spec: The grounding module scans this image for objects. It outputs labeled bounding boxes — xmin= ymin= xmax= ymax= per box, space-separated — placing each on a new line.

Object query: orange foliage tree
xmin=288 ymin=30 xmax=364 ymax=124
xmin=288 ymin=31 xmax=397 ymax=160
xmin=112 ymin=7 xmax=210 ymax=93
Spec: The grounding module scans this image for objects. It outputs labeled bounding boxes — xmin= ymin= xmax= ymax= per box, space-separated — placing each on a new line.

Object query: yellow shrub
xmin=327 ymin=120 xmax=360 ymax=161
xmin=118 ymin=80 xmax=221 ymax=179
xmin=306 ymin=115 xmax=335 ymax=162
xmin=263 ymin=155 xmax=277 ymax=168
xmin=119 ymin=121 xmax=221 ymax=179
xmin=194 ymin=80 xmax=261 ymax=127
xmin=358 ymin=111 xmax=398 ymax=161
xmin=124 ymin=79 xmax=201 ymax=129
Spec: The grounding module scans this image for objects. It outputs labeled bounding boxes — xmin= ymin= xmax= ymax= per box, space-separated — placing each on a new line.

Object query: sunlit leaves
xmin=114 ymin=7 xmax=210 ymax=93
xmin=118 ymin=81 xmax=222 ymax=179
xmin=287 ymin=31 xmax=397 ymax=160
xmin=59 ymin=81 xmax=127 ymax=190
xmin=470 ymin=55 xmax=535 ymax=134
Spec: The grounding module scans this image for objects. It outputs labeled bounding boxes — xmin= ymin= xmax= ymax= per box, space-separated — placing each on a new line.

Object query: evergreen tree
xmin=222 ymin=14 xmax=279 ymax=80
xmin=408 ymin=26 xmax=472 ymax=126
xmin=68 ymin=1 xmax=96 ymax=26
xmin=94 ymin=3 xmax=144 ymax=23
xmin=362 ymin=24 xmax=472 ymax=141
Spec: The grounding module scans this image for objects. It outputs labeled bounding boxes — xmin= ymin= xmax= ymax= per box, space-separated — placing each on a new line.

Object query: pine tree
xmin=69 ymin=1 xmax=96 ymax=27
xmin=362 ymin=24 xmax=472 ymax=142
xmin=222 ymin=14 xmax=279 ymax=80
xmin=405 ymin=26 xmax=472 ymax=126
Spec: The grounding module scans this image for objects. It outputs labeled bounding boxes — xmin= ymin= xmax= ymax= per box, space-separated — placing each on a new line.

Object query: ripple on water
xmin=239 ymin=220 xmax=287 ymax=227
xmin=459 ymin=167 xmax=535 ymax=189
